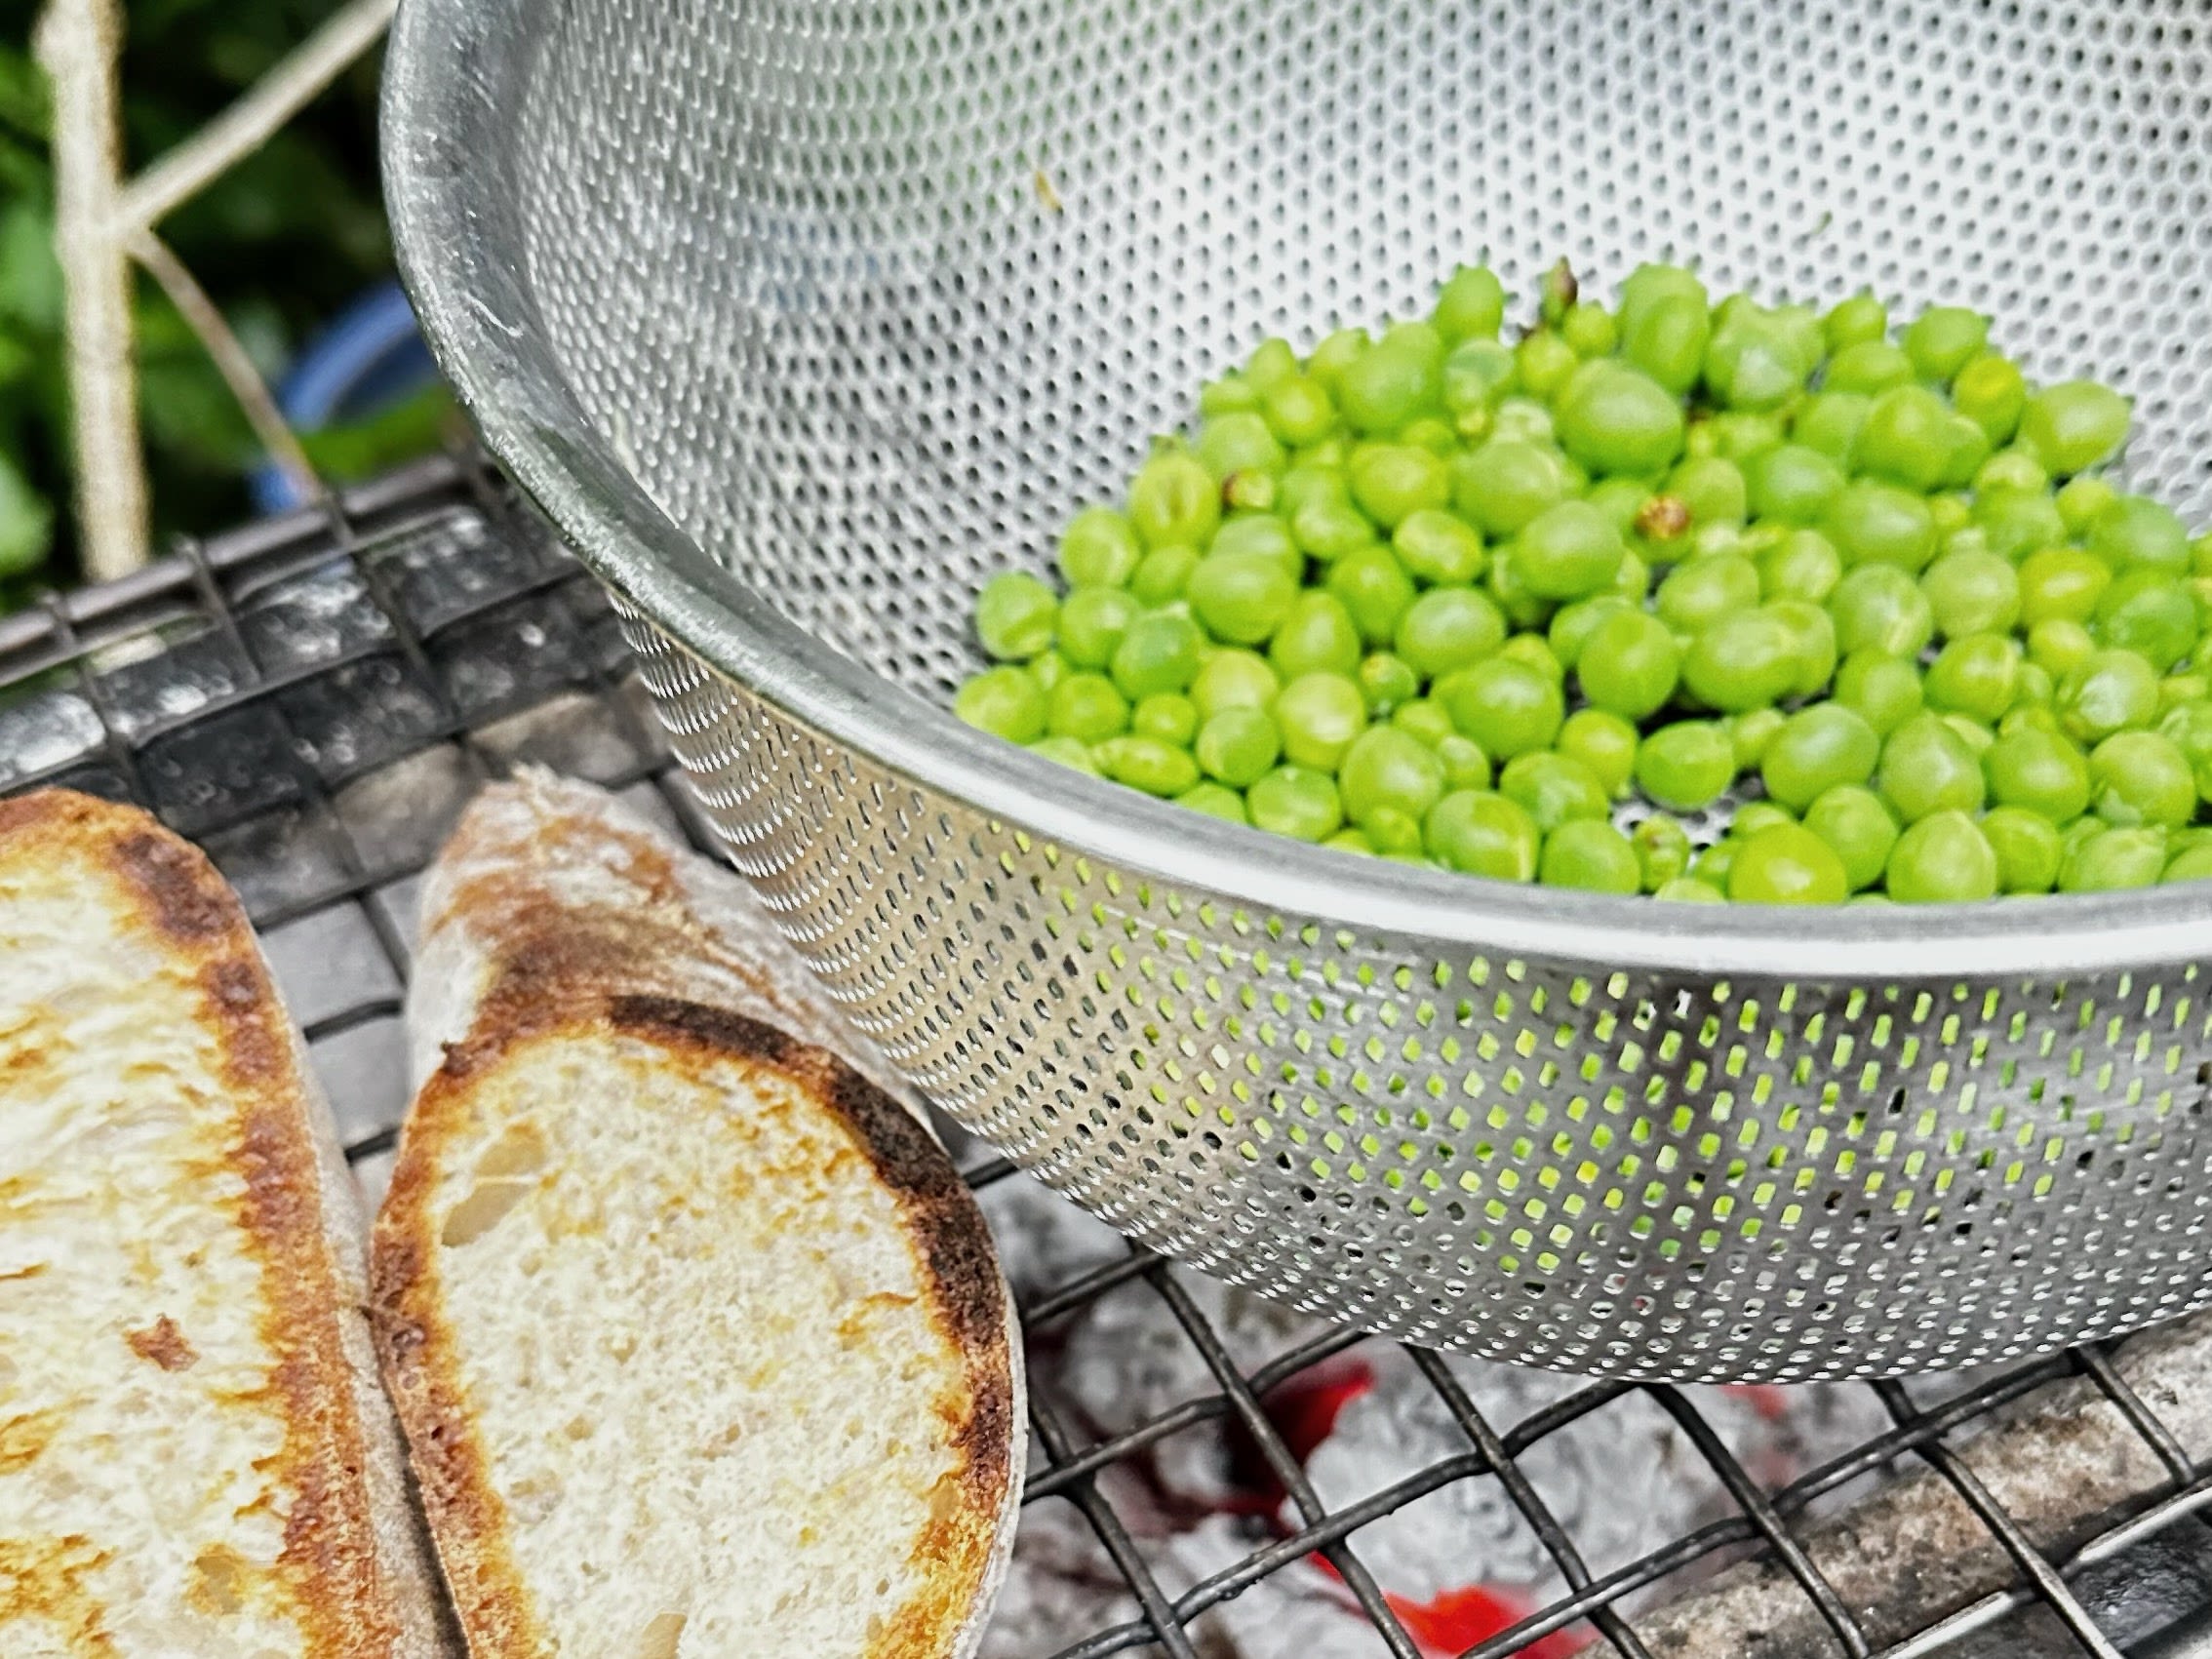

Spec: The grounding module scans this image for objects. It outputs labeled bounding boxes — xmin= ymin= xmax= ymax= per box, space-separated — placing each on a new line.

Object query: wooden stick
xmin=37 ymin=0 xmax=147 ymax=581
xmin=114 ymin=0 xmax=397 ymax=236
xmin=127 ymin=229 xmax=325 ymax=509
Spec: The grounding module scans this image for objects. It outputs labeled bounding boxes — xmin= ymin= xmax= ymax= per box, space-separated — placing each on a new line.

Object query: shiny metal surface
xmin=384 ymin=0 xmax=2212 ymax=1378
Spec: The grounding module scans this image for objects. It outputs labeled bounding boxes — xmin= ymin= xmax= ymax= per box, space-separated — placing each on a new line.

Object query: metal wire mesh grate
xmin=8 ymin=460 xmax=2212 ymax=1658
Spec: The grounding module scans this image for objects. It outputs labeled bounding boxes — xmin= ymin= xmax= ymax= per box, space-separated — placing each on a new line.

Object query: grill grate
xmin=7 ymin=457 xmax=2212 ymax=1659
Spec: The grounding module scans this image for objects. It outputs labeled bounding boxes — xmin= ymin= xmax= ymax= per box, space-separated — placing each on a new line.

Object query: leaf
xmin=0 ymin=42 xmax=51 ymax=143
xmin=0 ymin=199 xmax=61 ymax=334
xmin=0 ymin=448 xmax=54 ymax=579
xmin=298 ymin=383 xmax=460 ymax=483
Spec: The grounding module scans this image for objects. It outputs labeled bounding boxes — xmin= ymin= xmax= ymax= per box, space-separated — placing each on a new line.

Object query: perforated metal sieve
xmin=384 ymin=0 xmax=2212 ymax=1381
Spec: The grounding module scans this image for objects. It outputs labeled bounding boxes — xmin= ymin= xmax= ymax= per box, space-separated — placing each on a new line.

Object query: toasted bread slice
xmin=0 ymin=790 xmax=448 ymax=1658
xmin=373 ymin=773 xmax=1022 ymax=1659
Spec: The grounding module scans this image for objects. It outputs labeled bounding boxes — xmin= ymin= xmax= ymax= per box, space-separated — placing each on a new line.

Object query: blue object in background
xmin=250 ymin=281 xmax=439 ymax=513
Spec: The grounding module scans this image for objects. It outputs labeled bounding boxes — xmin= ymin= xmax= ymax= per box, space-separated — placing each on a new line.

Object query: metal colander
xmin=383 ymin=0 xmax=2212 ymax=1382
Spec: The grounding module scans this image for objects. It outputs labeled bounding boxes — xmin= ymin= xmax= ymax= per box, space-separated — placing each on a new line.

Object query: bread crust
xmin=0 ymin=789 xmax=448 ymax=1658
xmin=372 ymin=773 xmax=1023 ymax=1659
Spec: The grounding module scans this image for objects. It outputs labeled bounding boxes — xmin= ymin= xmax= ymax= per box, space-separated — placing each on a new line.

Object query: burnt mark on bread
xmin=125 ymin=1316 xmax=199 ymax=1372
xmin=110 ymin=829 xmax=236 ymax=944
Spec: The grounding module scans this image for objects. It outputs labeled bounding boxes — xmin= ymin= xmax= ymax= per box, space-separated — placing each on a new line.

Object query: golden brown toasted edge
xmin=0 ymin=789 xmax=440 ymax=1658
xmin=370 ymin=995 xmax=1020 ymax=1659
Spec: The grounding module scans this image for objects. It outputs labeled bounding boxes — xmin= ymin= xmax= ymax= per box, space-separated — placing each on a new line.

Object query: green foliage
xmin=1 ymin=3 xmax=452 ymax=608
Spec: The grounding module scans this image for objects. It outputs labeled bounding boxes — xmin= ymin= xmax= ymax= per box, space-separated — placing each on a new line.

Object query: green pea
xmin=1682 ymin=609 xmax=1801 ymax=713
xmin=1667 ymin=455 xmax=1750 ymax=529
xmin=1636 ymin=720 xmax=1737 ymax=812
xmin=1729 ymin=707 xmax=1789 ymax=770
xmin=1376 ymin=699 xmax=1441 ymax=751
xmin=1833 ymin=648 xmax=1924 ymax=736
xmin=1348 ymin=443 xmax=1450 ymax=529
xmin=1128 ymin=451 xmax=1222 ymax=551
xmin=1129 ymin=544 xmax=1202 ymax=607
xmin=1452 ymin=439 xmax=1566 ymax=536
xmin=1878 ymin=714 xmax=1987 ymax=823
xmin=1903 ymin=306 xmax=1990 ymax=383
xmin=1485 ymin=545 xmax=1554 ymax=631
xmin=1770 ymin=599 xmax=1840 ymax=698
xmin=1263 ymin=374 xmax=1339 ymax=447
xmin=1654 ymin=877 xmax=1727 ymax=903
xmin=1954 ymin=354 xmax=2028 ymax=444
xmin=1209 ymin=513 xmax=1302 ymax=576
xmin=1128 ymin=692 xmax=1195 ymax=748
xmin=1620 ymin=290 xmax=1714 ymax=397
xmin=1289 ymin=487 xmax=1380 ymax=564
xmin=1658 ymin=553 xmax=1762 ymax=636
xmin=1741 ymin=444 xmax=1841 ymax=527
xmin=2089 ymin=730 xmax=2197 ymax=827
xmin=1564 ymin=611 xmax=1676 ymax=724
xmin=1269 ymin=592 xmax=1363 ymax=678
xmin=1515 ymin=330 xmax=1580 ymax=400
xmin=1924 ymin=634 xmax=2024 ymax=724
xmin=1495 ymin=751 xmax=1608 ymax=835
xmin=1028 ymin=735 xmax=1099 ymax=774
xmin=1824 ymin=339 xmax=1916 ymax=395
xmin=2091 ymin=494 xmax=2192 ymax=573
xmin=959 ymin=663 xmax=1050 ymax=741
xmin=1185 ymin=551 xmax=1298 ymax=647
xmin=1802 ymin=785 xmax=1900 ymax=891
xmin=1547 ymin=596 xmax=1632 ymax=673
xmin=1540 ymin=819 xmax=1642 ymax=894
xmin=1491 ymin=397 xmax=1558 ymax=447
xmin=1325 ymin=826 xmax=1378 ymax=855
xmin=2057 ymin=475 xmax=2119 ymax=538
xmin=1394 ymin=586 xmax=1508 ymax=680
xmin=1392 ymin=508 xmax=1487 ymax=586
xmin=2095 ymin=570 xmax=2200 ymax=670
xmin=2020 ymin=380 xmax=2133 ymax=476
xmin=972 ymin=571 xmax=1060 ymax=661
xmin=1983 ymin=726 xmax=2091 ymax=821
xmin=1424 ymin=790 xmax=1541 ymax=881
xmin=1109 ymin=611 xmax=1205 ymax=699
xmin=1245 ymin=336 xmax=1299 ymax=391
xmin=1760 ymin=704 xmax=1881 ymax=810
xmin=1175 ymin=781 xmax=1249 ymax=824
xmin=1690 ymin=838 xmax=1741 ymax=888
xmin=1273 ymin=671 xmax=1368 ymax=770
xmin=1854 ymin=385 xmax=1955 ymax=491
xmin=1703 ymin=309 xmax=1814 ymax=411
xmin=1201 ymin=374 xmax=1259 ymax=416
xmin=1434 ymin=264 xmax=1509 ymax=342
xmin=1496 ymin=633 xmax=1564 ymax=681
xmin=1435 ymin=732 xmax=1493 ymax=792
xmin=1189 ymin=649 xmax=1280 ymax=720
xmin=1823 ymin=292 xmax=1888 ymax=352
xmin=1555 ymin=362 xmax=1685 ymax=478
xmin=1937 ymin=413 xmax=1994 ymax=490
xmin=1728 ymin=824 xmax=1850 ymax=905
xmin=1824 ymin=480 xmax=1939 ymax=572
xmin=1307 ymin=328 xmax=1369 ymax=392
xmin=1194 ymin=706 xmax=1281 ymax=787
xmin=2165 ymin=844 xmax=2212 ymax=883
xmin=1047 ymin=672 xmax=1131 ymax=744
xmin=2058 ymin=650 xmax=2161 ymax=744
xmin=1095 ymin=733 xmax=1201 ymax=797
xmin=1247 ymin=765 xmax=1345 ymax=841
xmin=1513 ymin=501 xmax=1627 ymax=601
xmin=1358 ymin=651 xmax=1421 ymax=716
xmin=1438 ymin=655 xmax=1565 ymax=761
xmin=1363 ymin=807 xmax=1428 ymax=856
xmin=1981 ymin=806 xmax=2063 ymax=894
xmin=1631 ymin=813 xmax=1693 ymax=890
xmin=1829 ymin=564 xmax=1936 ymax=658
xmin=1885 ymin=810 xmax=2000 ymax=902
xmin=1029 ymin=650 xmax=1072 ymax=693
xmin=1562 ymin=300 xmax=1620 ymax=359
xmin=1921 ymin=549 xmax=2021 ymax=641
xmin=1059 ymin=508 xmax=1144 ymax=588
xmin=1755 ymin=528 xmax=1842 ymax=607
xmin=1337 ymin=322 xmax=1444 ymax=434
xmin=1339 ymin=726 xmax=1447 ymax=832
xmin=1198 ymin=412 xmax=1288 ymax=484
xmin=1793 ymin=391 xmax=1874 ymax=466
xmin=2059 ymin=824 xmax=2168 ymax=892
xmin=2156 ymin=699 xmax=2212 ymax=800
xmin=1320 ymin=545 xmax=1418 ymax=647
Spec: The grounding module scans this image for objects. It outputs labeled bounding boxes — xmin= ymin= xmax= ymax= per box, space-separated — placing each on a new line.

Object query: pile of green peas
xmin=957 ymin=259 xmax=2212 ymax=904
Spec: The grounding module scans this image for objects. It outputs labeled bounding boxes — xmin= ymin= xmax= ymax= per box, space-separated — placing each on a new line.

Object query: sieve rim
xmin=381 ymin=0 xmax=2212 ymax=984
